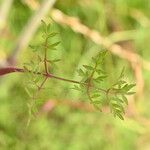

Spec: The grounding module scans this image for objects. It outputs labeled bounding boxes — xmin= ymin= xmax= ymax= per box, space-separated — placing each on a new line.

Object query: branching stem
xmin=86 ymin=62 xmax=98 ymax=103
xmin=0 ymin=67 xmax=107 ymax=94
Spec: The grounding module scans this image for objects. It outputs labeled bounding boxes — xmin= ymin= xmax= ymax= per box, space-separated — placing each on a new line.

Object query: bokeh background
xmin=0 ymin=0 xmax=150 ymax=149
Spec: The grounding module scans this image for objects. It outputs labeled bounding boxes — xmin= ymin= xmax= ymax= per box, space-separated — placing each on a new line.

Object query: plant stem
xmin=0 ymin=67 xmax=107 ymax=94
xmin=44 ymin=38 xmax=49 ymax=74
xmin=86 ymin=62 xmax=98 ymax=102
xmin=45 ymin=73 xmax=82 ymax=84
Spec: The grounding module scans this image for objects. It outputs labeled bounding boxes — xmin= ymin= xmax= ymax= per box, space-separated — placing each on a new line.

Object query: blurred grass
xmin=0 ymin=0 xmax=150 ymax=149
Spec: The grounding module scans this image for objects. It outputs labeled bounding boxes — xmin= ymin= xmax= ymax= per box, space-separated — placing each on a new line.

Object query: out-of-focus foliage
xmin=0 ymin=0 xmax=150 ymax=149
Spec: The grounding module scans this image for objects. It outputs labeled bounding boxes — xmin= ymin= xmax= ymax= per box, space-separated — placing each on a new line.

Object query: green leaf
xmin=121 ymin=95 xmax=128 ymax=105
xmin=47 ymin=23 xmax=51 ymax=32
xmin=51 ymin=59 xmax=61 ymax=63
xmin=81 ymin=76 xmax=88 ymax=82
xmin=121 ymin=84 xmax=136 ymax=92
xmin=116 ymin=113 xmax=124 ymax=120
xmin=126 ymin=92 xmax=136 ymax=95
xmin=115 ymin=97 xmax=124 ymax=103
xmin=41 ymin=20 xmax=47 ymax=34
xmin=25 ymin=87 xmax=32 ymax=97
xmin=127 ymin=84 xmax=136 ymax=90
xmin=48 ymin=32 xmax=58 ymax=37
xmin=96 ymin=69 xmax=106 ymax=75
xmin=100 ymin=50 xmax=107 ymax=56
xmin=94 ymin=75 xmax=107 ymax=82
xmin=48 ymin=42 xmax=60 ymax=49
xmin=96 ymin=50 xmax=107 ymax=64
xmin=119 ymin=67 xmax=125 ymax=79
xmin=77 ymin=69 xmax=85 ymax=76
xmin=83 ymin=65 xmax=93 ymax=70
xmin=71 ymin=85 xmax=82 ymax=91
xmin=112 ymin=103 xmax=125 ymax=113
xmin=29 ymin=45 xmax=41 ymax=52
xmin=41 ymin=20 xmax=46 ymax=26
xmin=37 ymin=55 xmax=42 ymax=62
xmin=115 ymin=80 xmax=127 ymax=86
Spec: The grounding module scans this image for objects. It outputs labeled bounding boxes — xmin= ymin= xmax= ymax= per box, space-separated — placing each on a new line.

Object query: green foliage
xmin=75 ymin=51 xmax=135 ymax=120
xmin=108 ymin=69 xmax=136 ymax=120
xmin=23 ymin=20 xmax=60 ymax=122
xmin=22 ymin=21 xmax=135 ymax=121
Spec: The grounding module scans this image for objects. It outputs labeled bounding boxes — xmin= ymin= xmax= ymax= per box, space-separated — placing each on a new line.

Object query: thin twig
xmin=86 ymin=62 xmax=98 ymax=103
xmin=44 ymin=38 xmax=49 ymax=74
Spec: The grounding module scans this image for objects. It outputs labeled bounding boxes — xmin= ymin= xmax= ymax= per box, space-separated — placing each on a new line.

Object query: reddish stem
xmin=0 ymin=67 xmax=24 ymax=76
xmin=0 ymin=67 xmax=107 ymax=93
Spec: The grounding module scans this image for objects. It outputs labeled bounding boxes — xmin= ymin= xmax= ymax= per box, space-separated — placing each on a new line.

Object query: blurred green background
xmin=0 ymin=0 xmax=150 ymax=149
